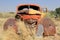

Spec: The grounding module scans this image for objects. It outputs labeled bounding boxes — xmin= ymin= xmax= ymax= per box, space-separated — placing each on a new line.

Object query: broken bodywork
xmin=3 ymin=4 xmax=56 ymax=37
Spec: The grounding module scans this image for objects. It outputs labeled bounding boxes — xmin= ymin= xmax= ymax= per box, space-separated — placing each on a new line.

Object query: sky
xmin=0 ymin=0 xmax=60 ymax=12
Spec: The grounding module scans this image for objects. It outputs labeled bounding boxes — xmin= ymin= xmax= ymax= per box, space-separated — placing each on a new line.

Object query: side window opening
xmin=18 ymin=6 xmax=28 ymax=11
xmin=30 ymin=6 xmax=39 ymax=11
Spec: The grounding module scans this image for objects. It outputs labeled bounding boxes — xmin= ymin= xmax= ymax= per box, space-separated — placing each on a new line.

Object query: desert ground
xmin=0 ymin=12 xmax=60 ymax=40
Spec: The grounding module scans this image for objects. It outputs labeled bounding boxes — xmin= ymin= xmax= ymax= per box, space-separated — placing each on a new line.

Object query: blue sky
xmin=0 ymin=0 xmax=60 ymax=12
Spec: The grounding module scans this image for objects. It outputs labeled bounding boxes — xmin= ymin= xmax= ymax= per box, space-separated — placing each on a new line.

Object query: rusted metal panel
xmin=3 ymin=18 xmax=18 ymax=33
xmin=40 ymin=18 xmax=56 ymax=36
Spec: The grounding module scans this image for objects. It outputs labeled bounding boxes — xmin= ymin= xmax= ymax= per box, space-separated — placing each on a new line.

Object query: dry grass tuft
xmin=2 ymin=27 xmax=20 ymax=40
xmin=0 ymin=13 xmax=60 ymax=40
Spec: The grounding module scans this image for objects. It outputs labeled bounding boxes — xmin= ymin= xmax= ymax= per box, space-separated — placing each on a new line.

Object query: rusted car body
xmin=3 ymin=4 xmax=56 ymax=36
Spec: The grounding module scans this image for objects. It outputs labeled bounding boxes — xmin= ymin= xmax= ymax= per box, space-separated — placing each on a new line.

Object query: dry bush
xmin=0 ymin=12 xmax=15 ymax=18
xmin=0 ymin=13 xmax=60 ymax=40
xmin=16 ymin=20 xmax=34 ymax=40
xmin=2 ymin=27 xmax=20 ymax=40
xmin=0 ymin=13 xmax=3 ymax=18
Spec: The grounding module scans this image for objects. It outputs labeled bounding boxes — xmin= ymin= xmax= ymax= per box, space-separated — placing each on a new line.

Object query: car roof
xmin=17 ymin=4 xmax=40 ymax=8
